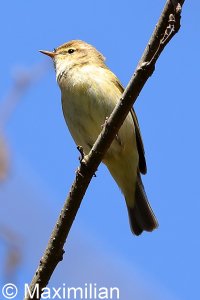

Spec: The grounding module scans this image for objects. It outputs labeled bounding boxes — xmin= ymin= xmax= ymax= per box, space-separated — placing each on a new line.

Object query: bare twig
xmin=25 ymin=1 xmax=185 ymax=299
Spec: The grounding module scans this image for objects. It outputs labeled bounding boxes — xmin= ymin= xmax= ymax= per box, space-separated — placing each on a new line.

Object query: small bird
xmin=40 ymin=40 xmax=158 ymax=235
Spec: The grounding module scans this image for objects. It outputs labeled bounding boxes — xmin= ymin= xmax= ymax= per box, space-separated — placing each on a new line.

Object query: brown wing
xmin=113 ymin=78 xmax=147 ymax=174
xmin=130 ymin=109 xmax=147 ymax=174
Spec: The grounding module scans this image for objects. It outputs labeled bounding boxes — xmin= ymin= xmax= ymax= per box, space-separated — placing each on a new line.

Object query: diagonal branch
xmin=24 ymin=1 xmax=185 ymax=299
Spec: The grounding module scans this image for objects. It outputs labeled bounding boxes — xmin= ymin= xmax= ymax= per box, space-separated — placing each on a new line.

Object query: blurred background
xmin=0 ymin=1 xmax=199 ymax=299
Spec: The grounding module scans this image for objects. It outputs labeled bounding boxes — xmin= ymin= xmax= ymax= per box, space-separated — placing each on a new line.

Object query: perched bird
xmin=40 ymin=40 xmax=158 ymax=235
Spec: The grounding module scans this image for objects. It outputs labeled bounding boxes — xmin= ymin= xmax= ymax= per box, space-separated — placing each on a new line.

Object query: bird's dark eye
xmin=68 ymin=49 xmax=75 ymax=54
xmin=53 ymin=48 xmax=56 ymax=52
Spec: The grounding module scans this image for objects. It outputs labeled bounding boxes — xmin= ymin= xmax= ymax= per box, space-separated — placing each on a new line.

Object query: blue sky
xmin=0 ymin=1 xmax=200 ymax=299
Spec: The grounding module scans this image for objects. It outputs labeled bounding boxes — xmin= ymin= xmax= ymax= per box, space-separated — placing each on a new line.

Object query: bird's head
xmin=39 ymin=40 xmax=105 ymax=82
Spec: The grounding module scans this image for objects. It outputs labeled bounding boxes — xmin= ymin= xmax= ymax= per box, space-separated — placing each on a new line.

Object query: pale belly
xmin=62 ymin=94 xmax=103 ymax=153
xmin=62 ymin=91 xmax=139 ymax=174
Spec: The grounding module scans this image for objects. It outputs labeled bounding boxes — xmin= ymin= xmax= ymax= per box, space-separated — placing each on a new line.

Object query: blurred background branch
xmin=0 ymin=63 xmax=47 ymax=130
xmin=0 ymin=63 xmax=48 ymax=182
xmin=0 ymin=63 xmax=48 ymax=284
xmin=0 ymin=225 xmax=22 ymax=283
xmin=0 ymin=134 xmax=9 ymax=181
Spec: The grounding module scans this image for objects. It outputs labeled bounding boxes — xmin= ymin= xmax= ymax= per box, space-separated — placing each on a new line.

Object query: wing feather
xmin=113 ymin=78 xmax=147 ymax=174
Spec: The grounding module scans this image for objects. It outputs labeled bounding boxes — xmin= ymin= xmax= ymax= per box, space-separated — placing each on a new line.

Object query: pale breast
xmin=60 ymin=65 xmax=137 ymax=157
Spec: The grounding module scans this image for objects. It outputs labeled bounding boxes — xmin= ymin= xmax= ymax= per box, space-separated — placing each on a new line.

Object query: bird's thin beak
xmin=39 ymin=50 xmax=56 ymax=58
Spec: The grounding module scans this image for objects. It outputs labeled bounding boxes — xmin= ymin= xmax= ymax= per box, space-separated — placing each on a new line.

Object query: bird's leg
xmin=77 ymin=145 xmax=85 ymax=162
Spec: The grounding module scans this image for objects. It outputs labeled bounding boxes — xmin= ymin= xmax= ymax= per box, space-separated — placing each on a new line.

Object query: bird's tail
xmin=127 ymin=173 xmax=158 ymax=236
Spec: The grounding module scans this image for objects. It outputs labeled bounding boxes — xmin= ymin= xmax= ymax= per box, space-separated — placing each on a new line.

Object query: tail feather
xmin=127 ymin=173 xmax=158 ymax=236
